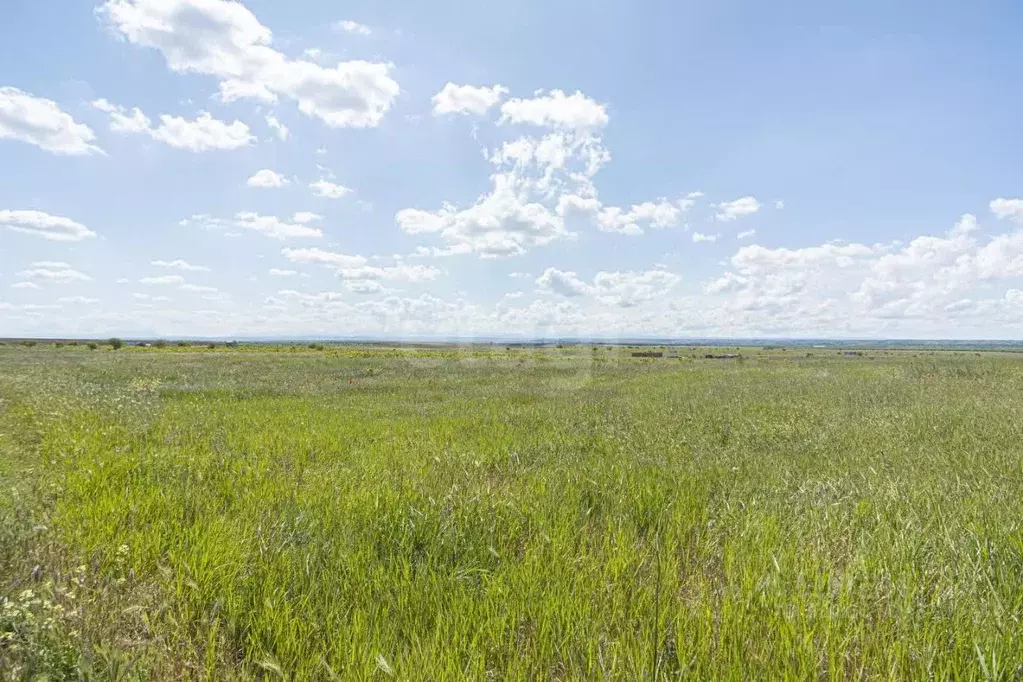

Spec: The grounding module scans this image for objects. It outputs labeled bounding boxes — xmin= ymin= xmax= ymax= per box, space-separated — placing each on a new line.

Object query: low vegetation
xmin=1 ymin=344 xmax=1022 ymax=679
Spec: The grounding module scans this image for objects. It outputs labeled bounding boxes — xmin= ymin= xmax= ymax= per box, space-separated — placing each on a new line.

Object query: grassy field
xmin=1 ymin=344 xmax=1022 ymax=680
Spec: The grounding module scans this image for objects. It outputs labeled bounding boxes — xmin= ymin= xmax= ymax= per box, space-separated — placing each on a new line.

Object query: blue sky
xmin=2 ymin=0 xmax=1023 ymax=339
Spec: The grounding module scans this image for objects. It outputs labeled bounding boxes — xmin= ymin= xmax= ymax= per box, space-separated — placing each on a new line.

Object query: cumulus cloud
xmin=99 ymin=0 xmax=400 ymax=127
xmin=247 ymin=169 xmax=289 ymax=188
xmin=536 ymin=267 xmax=679 ymax=307
xmin=715 ymin=196 xmax=761 ymax=222
xmin=334 ymin=20 xmax=371 ymax=35
xmin=432 ymin=83 xmax=509 ymax=116
xmin=692 ymin=232 xmax=718 ymax=243
xmin=281 ymin=247 xmax=366 ymax=269
xmin=151 ymin=259 xmax=209 ymax=271
xmin=500 ymin=90 xmax=609 ymax=131
xmin=310 ymin=179 xmax=352 ymax=199
xmin=265 ymin=113 xmax=289 ymax=140
xmin=292 ymin=212 xmax=321 ymax=224
xmin=595 ymin=200 xmax=684 ymax=235
xmin=0 ymin=87 xmax=102 ymax=155
xmin=19 ymin=263 xmax=91 ymax=283
xmin=693 ymin=211 xmax=1023 ymax=333
xmin=282 ymin=247 xmax=441 ymax=283
xmin=180 ymin=283 xmax=217 ymax=292
xmin=397 ymin=173 xmax=568 ymax=258
xmin=58 ymin=296 xmax=100 ymax=304
xmin=737 ymin=229 xmax=756 ymax=240
xmin=269 ymin=268 xmax=297 ymax=276
xmin=11 ymin=281 xmax=40 ymax=290
xmin=183 ymin=212 xmax=323 ymax=239
xmin=403 ymin=87 xmax=703 ymax=255
xmin=92 ymin=99 xmax=253 ymax=151
xmin=0 ymin=209 xmax=96 ymax=241
xmin=703 ymin=272 xmax=748 ymax=295
xmin=991 ymin=198 xmax=1023 ymax=224
xmin=535 ymin=268 xmax=589 ymax=297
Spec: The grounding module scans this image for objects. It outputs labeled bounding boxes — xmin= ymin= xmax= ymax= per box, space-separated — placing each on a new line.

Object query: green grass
xmin=1 ymin=344 xmax=1022 ymax=679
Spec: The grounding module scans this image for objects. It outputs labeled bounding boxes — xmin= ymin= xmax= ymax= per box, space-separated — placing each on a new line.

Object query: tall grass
xmin=1 ymin=345 xmax=1022 ymax=679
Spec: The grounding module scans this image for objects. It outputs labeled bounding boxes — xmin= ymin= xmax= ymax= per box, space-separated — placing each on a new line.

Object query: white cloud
xmin=401 ymin=89 xmax=627 ymax=257
xmin=140 ymin=275 xmax=184 ymax=285
xmin=151 ymin=259 xmax=209 ymax=271
xmin=93 ymin=100 xmax=253 ymax=151
xmin=596 ymin=200 xmax=683 ymax=235
xmin=334 ymin=20 xmax=371 ymax=36
xmin=338 ymin=264 xmax=441 ymax=282
xmin=19 ymin=264 xmax=91 ymax=283
xmin=292 ymin=212 xmax=321 ymax=224
xmin=269 ymin=268 xmax=297 ymax=276
xmin=282 ymin=247 xmax=441 ymax=283
xmin=11 ymin=281 xmax=40 ymax=290
xmin=991 ymin=198 xmax=1023 ymax=224
xmin=180 ymin=283 xmax=217 ymax=293
xmin=265 ymin=113 xmax=289 ymax=140
xmin=737 ymin=229 xmax=756 ymax=240
xmin=703 ymin=272 xmax=748 ymax=295
xmin=590 ymin=270 xmax=680 ymax=307
xmin=0 ymin=209 xmax=96 ymax=241
xmin=0 ymin=87 xmax=102 ymax=155
xmin=281 ymin=247 xmax=366 ymax=269
xmin=184 ymin=212 xmax=323 ymax=240
xmin=536 ymin=267 xmax=679 ymax=307
xmin=500 ymin=90 xmax=609 ymax=131
xmin=692 ymin=232 xmax=718 ymax=243
xmin=715 ymin=196 xmax=761 ymax=222
xmin=679 ymin=191 xmax=704 ymax=212
xmin=397 ymin=173 xmax=568 ymax=258
xmin=344 ymin=280 xmax=385 ymax=294
xmin=28 ymin=261 xmax=71 ymax=269
xmin=693 ymin=212 xmax=1023 ymax=332
xmin=247 ymin=169 xmax=289 ymax=188
xmin=91 ymin=98 xmax=149 ymax=133
xmin=99 ymin=0 xmax=400 ymax=128
xmin=432 ymin=83 xmax=509 ymax=116
xmin=535 ymin=268 xmax=589 ymax=297
xmin=58 ymin=296 xmax=100 ymax=304
xmin=774 ymin=199 xmax=785 ymax=210
xmin=310 ymin=179 xmax=352 ymax=199
xmin=133 ymin=293 xmax=172 ymax=302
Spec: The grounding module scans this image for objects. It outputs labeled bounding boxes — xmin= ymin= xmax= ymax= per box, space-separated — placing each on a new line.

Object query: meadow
xmin=1 ymin=343 xmax=1022 ymax=680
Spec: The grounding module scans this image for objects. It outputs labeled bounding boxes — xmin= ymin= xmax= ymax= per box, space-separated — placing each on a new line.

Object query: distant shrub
xmin=87 ymin=342 xmax=98 ymax=350
xmin=69 ymin=341 xmax=79 ymax=347
xmin=208 ymin=343 xmax=217 ymax=350
xmin=21 ymin=340 xmax=37 ymax=347
xmin=177 ymin=341 xmax=190 ymax=347
xmin=153 ymin=339 xmax=168 ymax=348
xmin=227 ymin=341 xmax=239 ymax=349
xmin=54 ymin=342 xmax=64 ymax=348
xmin=108 ymin=338 xmax=124 ymax=350
xmin=309 ymin=343 xmax=324 ymax=351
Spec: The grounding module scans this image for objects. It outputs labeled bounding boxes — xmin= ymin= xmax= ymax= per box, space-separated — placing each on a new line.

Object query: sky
xmin=2 ymin=0 xmax=1023 ymax=340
